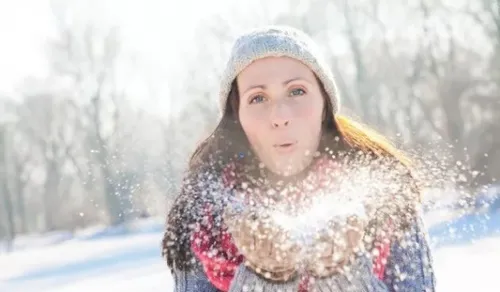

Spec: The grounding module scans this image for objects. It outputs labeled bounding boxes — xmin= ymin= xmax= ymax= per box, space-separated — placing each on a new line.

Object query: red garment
xmin=191 ymin=215 xmax=243 ymax=291
xmin=191 ymin=159 xmax=391 ymax=291
xmin=373 ymin=239 xmax=391 ymax=280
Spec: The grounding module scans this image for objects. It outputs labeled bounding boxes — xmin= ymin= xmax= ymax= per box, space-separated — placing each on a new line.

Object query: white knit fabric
xmin=218 ymin=25 xmax=340 ymax=117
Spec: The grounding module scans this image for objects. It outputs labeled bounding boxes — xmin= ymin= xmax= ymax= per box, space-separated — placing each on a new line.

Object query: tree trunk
xmin=43 ymin=160 xmax=59 ymax=231
xmin=0 ymin=126 xmax=15 ymax=252
xmin=0 ymin=181 xmax=14 ymax=252
xmin=16 ymin=183 xmax=27 ymax=233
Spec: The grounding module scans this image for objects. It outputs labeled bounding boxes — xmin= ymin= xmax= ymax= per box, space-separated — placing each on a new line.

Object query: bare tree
xmin=0 ymin=123 xmax=15 ymax=251
xmin=12 ymin=90 xmax=77 ymax=230
xmin=460 ymin=0 xmax=500 ymax=181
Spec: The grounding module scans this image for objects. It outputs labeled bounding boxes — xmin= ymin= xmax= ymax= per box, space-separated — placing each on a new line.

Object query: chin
xmin=271 ymin=160 xmax=310 ymax=177
xmin=275 ymin=168 xmax=300 ymax=177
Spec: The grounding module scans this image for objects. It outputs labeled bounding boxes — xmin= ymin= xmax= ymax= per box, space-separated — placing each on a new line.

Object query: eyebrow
xmin=242 ymin=77 xmax=310 ymax=93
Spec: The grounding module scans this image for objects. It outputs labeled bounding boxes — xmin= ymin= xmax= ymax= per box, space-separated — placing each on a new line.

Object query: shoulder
xmin=170 ymin=261 xmax=220 ymax=292
xmin=383 ymin=210 xmax=436 ymax=290
xmin=163 ymin=165 xmax=229 ymax=270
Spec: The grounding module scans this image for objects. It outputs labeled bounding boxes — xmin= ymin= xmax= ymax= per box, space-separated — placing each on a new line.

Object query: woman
xmin=162 ymin=25 xmax=436 ymax=291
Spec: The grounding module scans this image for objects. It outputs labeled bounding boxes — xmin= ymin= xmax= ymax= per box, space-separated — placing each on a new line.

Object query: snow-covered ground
xmin=0 ymin=218 xmax=173 ymax=292
xmin=1 ymin=214 xmax=499 ymax=292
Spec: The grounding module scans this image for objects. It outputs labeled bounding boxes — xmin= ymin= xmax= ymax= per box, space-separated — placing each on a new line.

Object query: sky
xmin=0 ymin=0 xmax=53 ymax=96
xmin=0 ymin=0 xmax=490 ymax=119
xmin=0 ymin=0 xmax=231 ymax=106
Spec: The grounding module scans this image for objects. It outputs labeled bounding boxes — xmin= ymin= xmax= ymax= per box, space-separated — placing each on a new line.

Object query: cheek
xmin=239 ymin=110 xmax=266 ymax=147
xmin=295 ymin=99 xmax=324 ymax=132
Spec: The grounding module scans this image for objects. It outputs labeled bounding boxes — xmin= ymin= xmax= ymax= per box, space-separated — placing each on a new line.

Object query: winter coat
xmin=168 ymin=158 xmax=436 ymax=291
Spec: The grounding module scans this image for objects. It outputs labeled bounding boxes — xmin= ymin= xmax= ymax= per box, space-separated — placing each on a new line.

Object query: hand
xmin=306 ymin=215 xmax=366 ymax=278
xmin=223 ymin=203 xmax=302 ymax=282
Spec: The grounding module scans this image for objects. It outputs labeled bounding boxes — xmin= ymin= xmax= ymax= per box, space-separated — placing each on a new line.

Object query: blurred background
xmin=0 ymin=0 xmax=499 ymax=291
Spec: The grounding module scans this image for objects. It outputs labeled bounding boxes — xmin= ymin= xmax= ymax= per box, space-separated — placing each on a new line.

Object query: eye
xmin=289 ymin=88 xmax=306 ymax=97
xmin=249 ymin=94 xmax=266 ymax=104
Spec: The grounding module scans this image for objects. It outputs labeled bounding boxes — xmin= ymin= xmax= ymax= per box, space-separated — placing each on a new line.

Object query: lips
xmin=273 ymin=141 xmax=297 ymax=152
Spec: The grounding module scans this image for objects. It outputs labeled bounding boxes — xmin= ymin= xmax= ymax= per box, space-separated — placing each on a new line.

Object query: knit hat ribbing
xmin=218 ymin=25 xmax=340 ymax=116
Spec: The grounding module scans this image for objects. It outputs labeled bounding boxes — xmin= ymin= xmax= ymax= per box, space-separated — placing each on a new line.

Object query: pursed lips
xmin=273 ymin=141 xmax=297 ymax=150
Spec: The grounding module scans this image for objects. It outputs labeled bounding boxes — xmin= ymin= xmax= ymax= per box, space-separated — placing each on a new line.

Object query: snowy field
xmin=1 ymin=213 xmax=500 ymax=292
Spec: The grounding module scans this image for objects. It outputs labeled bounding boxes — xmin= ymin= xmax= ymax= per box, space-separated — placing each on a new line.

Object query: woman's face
xmin=236 ymin=56 xmax=325 ymax=176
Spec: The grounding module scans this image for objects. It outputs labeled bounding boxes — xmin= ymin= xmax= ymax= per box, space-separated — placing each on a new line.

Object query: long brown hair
xmin=162 ymin=79 xmax=420 ymax=270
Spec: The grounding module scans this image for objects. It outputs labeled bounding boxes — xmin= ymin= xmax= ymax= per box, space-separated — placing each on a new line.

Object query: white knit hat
xmin=218 ymin=25 xmax=340 ymax=116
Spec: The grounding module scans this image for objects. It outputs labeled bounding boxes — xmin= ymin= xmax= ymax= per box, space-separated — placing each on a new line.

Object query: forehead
xmin=237 ymin=56 xmax=316 ymax=85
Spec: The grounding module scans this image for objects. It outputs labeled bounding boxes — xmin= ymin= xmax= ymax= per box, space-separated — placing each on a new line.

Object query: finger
xmin=315 ymin=239 xmax=334 ymax=256
xmin=346 ymin=215 xmax=365 ymax=228
xmin=234 ymin=219 xmax=259 ymax=254
xmin=346 ymin=219 xmax=365 ymax=235
xmin=346 ymin=229 xmax=362 ymax=246
xmin=331 ymin=244 xmax=349 ymax=264
xmin=265 ymin=262 xmax=296 ymax=273
xmin=267 ymin=234 xmax=274 ymax=258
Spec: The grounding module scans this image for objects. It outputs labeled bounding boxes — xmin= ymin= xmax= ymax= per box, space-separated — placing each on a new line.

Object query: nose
xmin=270 ymin=102 xmax=291 ymax=128
xmin=273 ymin=120 xmax=289 ymax=128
